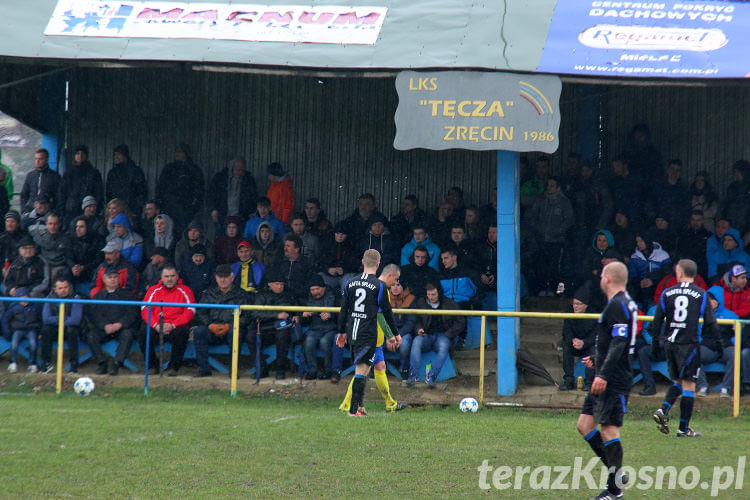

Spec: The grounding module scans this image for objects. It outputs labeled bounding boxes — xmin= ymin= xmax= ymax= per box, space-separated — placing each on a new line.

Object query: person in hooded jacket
xmin=707 ymin=227 xmax=750 ymax=281
xmin=0 ymin=211 xmax=26 ymax=268
xmin=1 ymin=287 xmax=41 ymax=372
xmin=320 ymin=223 xmax=358 ymax=293
xmin=628 ymin=233 xmax=671 ymax=309
xmin=243 ymin=197 xmax=286 ymax=239
xmin=251 ymin=221 xmax=282 ymax=268
xmin=180 ymin=244 xmax=215 ymax=298
xmin=400 ymin=246 xmax=441 ymax=300
xmin=559 ymin=284 xmax=596 ymax=390
xmin=718 ymin=264 xmax=750 ymax=318
xmin=357 ymin=215 xmax=399 ymax=270
xmin=174 ymin=220 xmax=212 ymax=269
xmin=144 ymin=213 xmax=176 ymax=262
xmin=582 ymin=229 xmax=614 ymax=282
xmin=213 ymin=216 xmax=243 ymax=265
xmin=266 ymin=162 xmax=294 ymax=226
xmin=108 ymin=212 xmax=144 ymax=269
xmin=400 ymin=223 xmax=440 ymax=270
xmin=105 ymin=144 xmax=146 ymax=216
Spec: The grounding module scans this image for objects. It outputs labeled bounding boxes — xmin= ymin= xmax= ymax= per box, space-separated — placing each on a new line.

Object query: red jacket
xmin=719 ymin=277 xmax=750 ymax=319
xmin=141 ymin=278 xmax=195 ymax=328
xmin=267 ymin=176 xmax=294 ymax=225
xmin=90 ymin=259 xmax=139 ymax=297
xmin=653 ymin=273 xmax=708 ymax=305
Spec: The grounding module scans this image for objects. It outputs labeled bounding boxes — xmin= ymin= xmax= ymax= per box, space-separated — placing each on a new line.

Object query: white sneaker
xmin=7 ymin=362 xmax=17 ymax=373
xmin=697 ymin=387 xmax=708 ymax=397
xmin=720 ymin=388 xmax=730 ymax=398
xmin=556 ymin=282 xmax=565 ymax=295
xmin=28 ymin=365 xmax=38 ymax=373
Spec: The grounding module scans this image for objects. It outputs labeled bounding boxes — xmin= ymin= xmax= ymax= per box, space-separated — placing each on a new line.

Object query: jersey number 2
xmin=354 ymin=288 xmax=366 ymax=312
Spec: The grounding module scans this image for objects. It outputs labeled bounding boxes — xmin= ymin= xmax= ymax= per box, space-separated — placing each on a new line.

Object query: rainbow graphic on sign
xmin=519 ymin=81 xmax=554 ymax=115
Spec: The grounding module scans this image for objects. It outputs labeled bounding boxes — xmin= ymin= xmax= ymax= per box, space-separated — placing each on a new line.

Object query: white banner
xmin=44 ymin=1 xmax=388 ymax=45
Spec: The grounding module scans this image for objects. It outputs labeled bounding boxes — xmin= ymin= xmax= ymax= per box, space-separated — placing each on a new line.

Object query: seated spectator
xmin=476 ymin=224 xmax=497 ymax=310
xmin=109 ymin=212 xmax=144 ymax=268
xmin=696 ymin=286 xmax=738 ymax=397
xmin=609 ymin=211 xmax=636 ymax=262
xmin=390 ymin=194 xmax=428 ymax=246
xmin=67 ymin=216 xmax=104 ymax=297
xmin=523 ymin=176 xmax=574 ymax=295
xmin=340 ymin=193 xmax=388 ymax=240
xmin=445 ymin=186 xmax=466 ymax=221
xmin=386 ymin=281 xmax=417 ymax=380
xmin=105 ymin=198 xmax=135 ymax=237
xmin=303 ymin=198 xmax=334 ymax=239
xmin=652 ymin=262 xmax=707 ymax=306
xmin=646 ymin=214 xmax=677 ymax=255
xmin=320 ymin=223 xmax=358 ymax=292
xmin=87 ymin=267 xmax=140 ymax=375
xmin=4 ymin=236 xmax=49 ymax=297
xmin=290 ymin=213 xmax=320 ymax=265
xmin=80 ymin=196 xmax=107 ymax=238
xmin=406 ymin=283 xmax=465 ymax=387
xmin=139 ymin=264 xmax=196 ymax=376
xmin=1 ymin=287 xmax=41 ymax=373
xmin=0 ymin=210 xmax=27 ymax=267
xmin=246 ymin=267 xmax=300 ymax=379
xmin=358 ymin=215 xmax=399 ymax=269
xmin=447 ymin=223 xmax=476 ymax=267
xmin=243 ymin=197 xmax=285 ymax=240
xmin=401 ymin=246 xmax=441 ymax=299
xmin=144 ymin=213 xmax=176 ymax=262
xmin=439 ymin=248 xmax=480 ymax=311
xmin=32 ymin=211 xmax=72 ymax=282
xmin=90 ymin=239 xmax=138 ymax=297
xmin=192 ymin=264 xmax=251 ymax=377
xmin=400 ymin=223 xmax=440 ymax=270
xmin=707 ymin=227 xmax=750 ymax=280
xmin=676 ymin=210 xmax=711 ymax=278
xmin=463 ymin=205 xmax=485 ymax=243
xmin=251 ymin=221 xmax=282 ymax=268
xmin=633 ymin=304 xmax=665 ymax=396
xmin=22 ymin=195 xmax=51 ymax=236
xmin=300 ymin=274 xmax=338 ymax=380
xmin=174 ymin=220 xmax=212 ymax=269
xmin=719 ymin=264 xmax=750 ymax=318
xmin=139 ymin=247 xmax=168 ymax=296
xmin=232 ymin=240 xmax=265 ymax=297
xmin=213 ymin=216 xmax=243 ymax=265
xmin=180 ymin=244 xmax=215 ymax=298
xmin=40 ymin=276 xmax=83 ymax=373
xmin=559 ymin=285 xmax=596 ymax=390
xmin=582 ymin=229 xmax=614 ymax=281
xmin=627 ymin=234 xmax=671 ymax=309
xmin=266 ymin=162 xmax=294 ymax=226
xmin=479 ymin=187 xmax=497 ymax=230
xmin=272 ymin=234 xmax=315 ymax=301
xmin=690 ymin=171 xmax=719 ymax=233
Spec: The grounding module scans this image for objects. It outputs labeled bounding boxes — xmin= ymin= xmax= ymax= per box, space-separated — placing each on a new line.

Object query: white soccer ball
xmin=459 ymin=397 xmax=478 ymax=413
xmin=74 ymin=377 xmax=95 ymax=396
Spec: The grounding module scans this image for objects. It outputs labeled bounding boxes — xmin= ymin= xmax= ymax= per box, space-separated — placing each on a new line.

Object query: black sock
xmin=679 ymin=390 xmax=694 ymax=432
xmin=583 ymin=429 xmax=609 ymax=467
xmin=661 ymin=383 xmax=682 ymax=415
xmin=604 ymin=438 xmax=623 ymax=494
xmin=350 ymin=375 xmax=365 ymax=415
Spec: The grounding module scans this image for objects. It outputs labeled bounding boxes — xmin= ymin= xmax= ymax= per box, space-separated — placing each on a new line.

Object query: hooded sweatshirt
xmin=707 ymin=228 xmax=750 ymax=279
xmin=400 ymin=236 xmax=440 ymax=270
xmin=251 ymin=221 xmax=282 ymax=268
xmin=110 ymin=212 xmax=144 ymax=268
xmin=703 ymin=285 xmax=737 ymax=350
xmin=719 ymin=271 xmax=750 ymax=319
xmin=628 ymin=240 xmax=670 ymax=280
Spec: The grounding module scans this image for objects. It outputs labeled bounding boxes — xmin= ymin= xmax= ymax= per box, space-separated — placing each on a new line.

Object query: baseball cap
xmin=237 ymin=240 xmax=252 ymax=250
xmin=730 ymin=264 xmax=746 ymax=278
xmin=101 ymin=239 xmax=123 ymax=253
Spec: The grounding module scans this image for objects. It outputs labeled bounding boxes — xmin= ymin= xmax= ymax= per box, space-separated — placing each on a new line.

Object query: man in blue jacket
xmin=400 ymin=224 xmax=439 ymax=270
xmin=40 ymin=276 xmax=84 ymax=373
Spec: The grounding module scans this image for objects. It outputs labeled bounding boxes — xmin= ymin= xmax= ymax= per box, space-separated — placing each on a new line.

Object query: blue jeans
xmin=12 ymin=330 xmax=37 ymax=365
xmin=698 ymin=345 xmax=750 ymax=389
xmin=398 ymin=333 xmax=414 ymax=373
xmin=303 ymin=328 xmax=336 ymax=375
xmin=409 ymin=333 xmax=451 ymax=380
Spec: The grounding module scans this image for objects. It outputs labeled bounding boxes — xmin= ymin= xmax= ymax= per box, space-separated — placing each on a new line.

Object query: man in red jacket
xmin=719 ymin=264 xmax=750 ymax=318
xmin=266 ymin=162 xmax=294 ymax=225
xmin=139 ymin=264 xmax=195 ymax=375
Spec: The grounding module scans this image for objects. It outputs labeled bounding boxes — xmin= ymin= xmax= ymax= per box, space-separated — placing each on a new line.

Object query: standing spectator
xmin=139 ymin=264 xmax=196 ymax=376
xmin=320 ymin=223 xmax=358 ymax=292
xmin=609 ymin=156 xmax=643 ymax=225
xmin=174 ymin=221 xmax=211 ymax=268
xmin=90 ymin=239 xmax=139 ymax=297
xmin=0 ymin=211 xmax=26 ymax=268
xmin=463 ymin=205 xmax=485 ymax=243
xmin=690 ymin=171 xmax=719 ymax=233
xmin=570 ymin=162 xmax=613 ymax=268
xmin=207 ymin=157 xmax=257 ymax=224
xmin=445 ymin=186 xmax=466 ymax=220
xmin=676 ymin=210 xmax=711 ymax=278
xmin=400 ymin=246 xmax=440 ymax=299
xmin=105 ymin=144 xmax=146 ymax=215
xmin=20 ymin=148 xmax=61 ymax=215
xmin=243 ymin=197 xmax=286 ymax=239
xmin=647 ymin=159 xmax=689 ymax=229
xmin=144 ymin=213 xmax=176 ymax=262
xmin=2 ymin=287 xmax=41 ymax=373
xmin=67 ymin=216 xmax=103 ymax=296
xmin=722 ymin=160 xmax=750 ymax=221
xmin=4 ymin=236 xmax=49 ymax=297
xmin=390 ymin=195 xmax=428 ymax=246
xmin=56 ymin=145 xmax=103 ymax=227
xmin=290 ymin=213 xmax=321 ymax=265
xmin=479 ymin=188 xmax=497 ymax=231
xmin=520 ymin=156 xmax=550 ymax=209
xmin=271 ymin=235 xmax=314 ymax=301
xmin=357 ymin=215 xmax=399 ymax=269
xmin=559 ymin=286 xmax=596 ymax=390
xmin=33 ymin=212 xmax=72 ymax=282
xmin=109 ymin=213 xmax=144 ymax=269
xmin=303 ymin=198 xmax=334 ymax=239
xmin=266 ymin=162 xmax=294 ymax=226
xmin=0 ymin=148 xmax=14 ymax=202
xmin=400 ymin=223 xmax=440 ymax=270
xmin=180 ymin=244 xmax=215 ymax=298
xmin=300 ymin=274 xmax=338 ymax=380
xmin=524 ymin=177 xmax=574 ymax=295
xmin=251 ymin=221 xmax=282 ymax=268
xmin=232 ymin=240 xmax=265 ymax=297
xmin=156 ymin=143 xmax=205 ymax=232
xmin=213 ymin=216 xmax=243 ymax=265
xmin=476 ymin=224 xmax=497 ymax=309
xmin=340 ymin=193 xmax=388 ymax=240
xmin=406 ymin=283 xmax=465 ymax=387
xmin=430 ymin=201 xmax=455 ymax=247
xmin=624 ymin=123 xmax=663 ymax=187
xmin=40 ymin=277 xmax=84 ymax=373
xmin=81 ymin=196 xmax=107 ymax=238
xmin=707 ymin=228 xmax=750 ymax=281
xmin=192 ymin=264 xmax=251 ymax=377
xmin=87 ymin=268 xmax=140 ymax=375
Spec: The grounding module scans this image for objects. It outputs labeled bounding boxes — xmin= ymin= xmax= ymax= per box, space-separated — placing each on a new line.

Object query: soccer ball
xmin=459 ymin=397 xmax=478 ymax=413
xmin=74 ymin=377 xmax=95 ymax=396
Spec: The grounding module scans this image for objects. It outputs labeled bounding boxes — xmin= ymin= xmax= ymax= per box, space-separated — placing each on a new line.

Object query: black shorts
xmin=665 ymin=342 xmax=700 ymax=382
xmin=581 ymin=390 xmax=628 ymax=427
xmin=351 ymin=342 xmax=377 ymax=367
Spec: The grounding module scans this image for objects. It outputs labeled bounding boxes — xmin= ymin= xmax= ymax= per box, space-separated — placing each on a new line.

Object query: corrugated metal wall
xmin=66 ymin=68 xmax=497 ymax=223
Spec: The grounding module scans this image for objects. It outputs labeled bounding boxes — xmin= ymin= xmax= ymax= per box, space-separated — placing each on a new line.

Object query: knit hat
xmin=81 ymin=196 xmax=97 ymax=210
xmin=267 ymin=162 xmax=284 ymax=177
xmin=602 ymin=248 xmax=623 ymax=262
xmin=152 ymin=246 xmax=169 ymax=258
xmin=573 ymin=284 xmax=590 ymax=305
xmin=113 ymin=144 xmax=130 ymax=158
xmin=265 ymin=267 xmax=284 ymax=284
xmin=74 ymin=145 xmax=89 ymax=155
xmin=224 ymin=215 xmax=242 ymax=227
xmin=4 ymin=210 xmax=20 ymax=222
xmin=308 ymin=274 xmax=325 ymax=288
xmin=190 ymin=244 xmax=207 ymax=257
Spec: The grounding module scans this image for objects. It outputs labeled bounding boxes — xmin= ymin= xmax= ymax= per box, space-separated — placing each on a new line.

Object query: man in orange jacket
xmin=266 ymin=162 xmax=294 ymax=225
xmin=139 ymin=264 xmax=196 ymax=375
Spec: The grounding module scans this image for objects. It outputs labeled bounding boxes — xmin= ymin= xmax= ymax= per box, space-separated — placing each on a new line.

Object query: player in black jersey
xmin=336 ymin=249 xmax=400 ymax=417
xmin=651 ymin=259 xmax=717 ymax=438
xmin=576 ymin=261 xmax=638 ymax=500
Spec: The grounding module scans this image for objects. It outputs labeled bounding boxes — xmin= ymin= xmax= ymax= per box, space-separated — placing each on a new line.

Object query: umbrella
xmin=516 ymin=348 xmax=557 ymax=386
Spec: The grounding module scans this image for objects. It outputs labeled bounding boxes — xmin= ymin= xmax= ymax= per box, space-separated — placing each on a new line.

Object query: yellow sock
xmin=375 ymin=369 xmax=396 ymax=408
xmin=339 ymin=377 xmax=354 ymax=412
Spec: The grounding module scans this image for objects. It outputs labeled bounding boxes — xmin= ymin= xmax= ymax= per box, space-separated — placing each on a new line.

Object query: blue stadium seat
xmin=0 ymin=336 xmax=9 ymax=357
xmin=100 ymin=339 xmax=139 ymax=372
xmin=464 ymin=316 xmax=492 ymax=349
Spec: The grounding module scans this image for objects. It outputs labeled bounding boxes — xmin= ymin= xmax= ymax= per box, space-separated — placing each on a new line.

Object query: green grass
xmin=0 ymin=387 xmax=748 ymax=499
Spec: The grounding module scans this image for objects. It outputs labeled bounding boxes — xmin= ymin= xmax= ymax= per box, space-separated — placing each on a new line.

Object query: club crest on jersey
xmin=611 ymin=323 xmax=628 ymax=338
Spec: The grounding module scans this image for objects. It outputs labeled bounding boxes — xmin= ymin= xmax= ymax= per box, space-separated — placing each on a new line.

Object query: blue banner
xmin=539 ymin=0 xmax=750 ymax=78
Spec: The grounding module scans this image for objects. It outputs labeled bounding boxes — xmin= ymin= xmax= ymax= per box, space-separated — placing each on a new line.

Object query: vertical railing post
xmin=55 ymin=303 xmax=65 ymax=394
xmin=231 ymin=307 xmax=240 ymax=398
xmin=144 ymin=306 xmax=151 ymax=396
xmin=478 ymin=315 xmax=486 ymax=405
xmin=733 ymin=321 xmax=741 ymax=418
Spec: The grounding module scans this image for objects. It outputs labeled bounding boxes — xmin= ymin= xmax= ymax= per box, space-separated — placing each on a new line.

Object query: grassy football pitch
xmin=0 ymin=387 xmax=747 ymax=499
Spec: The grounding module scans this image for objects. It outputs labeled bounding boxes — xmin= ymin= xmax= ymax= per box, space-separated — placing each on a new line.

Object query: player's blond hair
xmin=362 ymin=249 xmax=381 ymax=269
xmin=381 ymin=263 xmax=400 ymax=279
xmin=602 ymin=261 xmax=628 ymax=286
xmin=676 ymin=259 xmax=697 ymax=278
